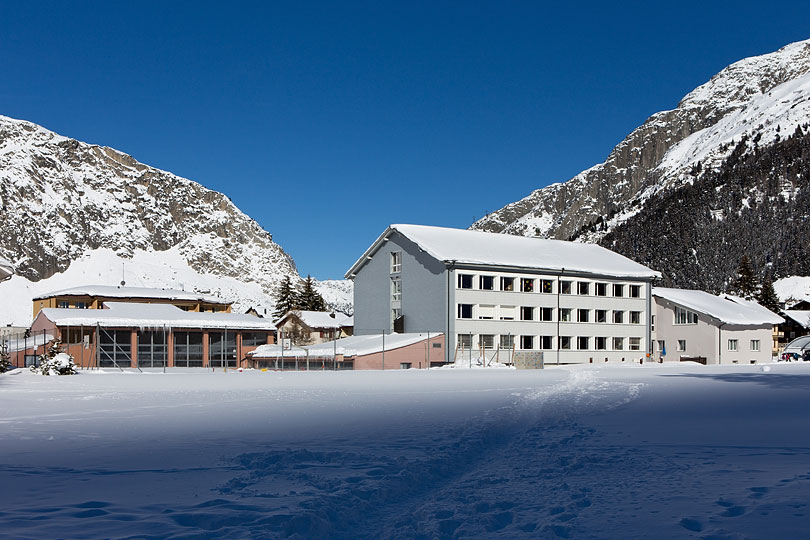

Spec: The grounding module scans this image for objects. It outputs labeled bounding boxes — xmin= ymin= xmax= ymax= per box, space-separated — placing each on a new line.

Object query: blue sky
xmin=2 ymin=1 xmax=809 ymax=279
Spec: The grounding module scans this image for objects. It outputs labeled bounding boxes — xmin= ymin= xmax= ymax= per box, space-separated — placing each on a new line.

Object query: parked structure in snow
xmin=274 ymin=310 xmax=354 ymax=345
xmin=248 ymin=332 xmax=444 ymax=370
xmin=346 ymin=224 xmax=660 ymax=364
xmin=14 ymin=302 xmax=275 ymax=369
xmin=652 ymin=288 xmax=783 ymax=364
xmin=32 ymin=285 xmax=232 ymax=319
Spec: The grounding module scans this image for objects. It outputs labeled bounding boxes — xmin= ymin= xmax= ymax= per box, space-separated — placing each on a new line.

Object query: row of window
xmin=658 ymin=339 xmax=761 ymax=352
xmin=456 ymin=274 xmax=644 ymax=298
xmin=459 ymin=333 xmax=643 ymax=351
xmin=457 ymin=304 xmax=643 ymax=324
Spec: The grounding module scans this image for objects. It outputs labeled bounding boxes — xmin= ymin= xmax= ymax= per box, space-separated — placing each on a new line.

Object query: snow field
xmin=1 ymin=363 xmax=809 ymax=539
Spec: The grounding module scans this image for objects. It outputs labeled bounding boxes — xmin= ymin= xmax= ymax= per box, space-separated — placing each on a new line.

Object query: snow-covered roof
xmin=346 ymin=224 xmax=661 ymax=279
xmin=250 ymin=332 xmax=441 ymax=359
xmin=247 ymin=344 xmax=310 ymax=358
xmin=774 ymin=276 xmax=810 ymax=308
xmin=653 ymin=288 xmax=783 ymax=325
xmin=33 ymin=285 xmax=230 ymax=305
xmin=37 ymin=302 xmax=276 ymax=330
xmin=783 ymin=310 xmax=810 ymax=329
xmin=275 ymin=310 xmax=353 ymax=329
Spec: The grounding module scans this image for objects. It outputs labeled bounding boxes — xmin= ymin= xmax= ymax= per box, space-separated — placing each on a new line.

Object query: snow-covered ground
xmin=1 ymin=363 xmax=809 ymax=539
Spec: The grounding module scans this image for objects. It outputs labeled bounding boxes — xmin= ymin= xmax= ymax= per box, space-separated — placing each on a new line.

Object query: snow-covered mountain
xmin=472 ymin=39 xmax=810 ymax=242
xmin=0 ymin=114 xmax=350 ymax=325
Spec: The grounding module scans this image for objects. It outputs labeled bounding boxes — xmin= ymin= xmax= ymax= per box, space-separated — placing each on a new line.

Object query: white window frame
xmin=675 ymin=307 xmax=698 ymax=325
xmin=750 ymin=339 xmax=760 ymax=352
xmin=629 ymin=337 xmax=641 ymax=351
xmin=677 ymin=339 xmax=686 ymax=352
xmin=391 ymin=278 xmax=402 ymax=302
xmin=728 ymin=339 xmax=738 ymax=352
xmin=391 ymin=251 xmax=402 ymax=273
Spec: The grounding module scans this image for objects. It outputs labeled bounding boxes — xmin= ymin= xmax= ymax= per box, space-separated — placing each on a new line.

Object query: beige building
xmin=275 ymin=310 xmax=353 ymax=345
xmin=32 ymin=285 xmax=232 ymax=319
xmin=652 ymin=288 xmax=783 ymax=365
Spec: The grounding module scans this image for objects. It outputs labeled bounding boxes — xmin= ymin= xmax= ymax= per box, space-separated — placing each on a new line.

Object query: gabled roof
xmin=346 ymin=224 xmax=661 ymax=279
xmin=275 ymin=310 xmax=353 ymax=330
xmin=37 ymin=302 xmax=276 ymax=330
xmin=784 ymin=310 xmax=810 ymax=329
xmin=653 ymin=287 xmax=784 ymax=325
xmin=33 ymin=285 xmax=229 ymax=305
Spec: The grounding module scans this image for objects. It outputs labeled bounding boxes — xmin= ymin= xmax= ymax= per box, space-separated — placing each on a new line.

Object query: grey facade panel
xmin=353 ymin=231 xmax=447 ymax=339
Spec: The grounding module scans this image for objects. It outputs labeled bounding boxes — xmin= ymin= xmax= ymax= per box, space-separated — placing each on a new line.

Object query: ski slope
xmin=1 ymin=363 xmax=808 ymax=539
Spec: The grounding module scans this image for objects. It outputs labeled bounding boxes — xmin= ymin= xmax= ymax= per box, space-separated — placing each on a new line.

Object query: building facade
xmin=652 ymin=288 xmax=782 ymax=364
xmin=347 ymin=224 xmax=660 ymax=364
xmin=274 ymin=310 xmax=354 ymax=345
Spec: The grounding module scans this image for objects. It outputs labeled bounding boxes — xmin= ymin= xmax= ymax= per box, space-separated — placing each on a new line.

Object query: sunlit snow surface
xmin=1 ymin=364 xmax=809 ymax=539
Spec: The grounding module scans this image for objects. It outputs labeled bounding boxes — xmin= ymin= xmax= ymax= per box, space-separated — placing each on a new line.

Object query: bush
xmin=30 ymin=339 xmax=77 ymax=376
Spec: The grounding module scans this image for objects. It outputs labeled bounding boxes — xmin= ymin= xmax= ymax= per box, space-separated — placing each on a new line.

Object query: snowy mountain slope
xmin=0 ymin=114 xmax=357 ymax=325
xmin=471 ymin=39 xmax=810 ymax=241
xmin=315 ymin=279 xmax=354 ymax=315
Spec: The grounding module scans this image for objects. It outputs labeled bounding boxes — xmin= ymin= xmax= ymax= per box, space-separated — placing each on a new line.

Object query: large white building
xmin=652 ymin=288 xmax=783 ymax=364
xmin=347 ymin=224 xmax=661 ymax=364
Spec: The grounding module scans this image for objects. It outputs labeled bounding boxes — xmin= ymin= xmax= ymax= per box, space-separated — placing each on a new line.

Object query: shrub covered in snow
xmin=0 ymin=340 xmax=12 ymax=373
xmin=30 ymin=339 xmax=77 ymax=376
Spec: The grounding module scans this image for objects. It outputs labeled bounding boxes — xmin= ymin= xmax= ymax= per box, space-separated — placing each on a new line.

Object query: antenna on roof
xmin=120 ymin=262 xmax=126 ymax=287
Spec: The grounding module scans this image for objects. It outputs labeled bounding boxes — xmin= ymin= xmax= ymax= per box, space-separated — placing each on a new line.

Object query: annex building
xmin=346 ymin=224 xmax=661 ymax=364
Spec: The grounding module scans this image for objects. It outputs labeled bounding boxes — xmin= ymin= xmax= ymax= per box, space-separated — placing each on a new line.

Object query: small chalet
xmin=275 ymin=310 xmax=354 ymax=345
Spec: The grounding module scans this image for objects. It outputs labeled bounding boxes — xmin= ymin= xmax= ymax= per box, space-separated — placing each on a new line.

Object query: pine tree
xmin=0 ymin=340 xmax=12 ymax=373
xmin=297 ymin=275 xmax=326 ymax=311
xmin=31 ymin=338 xmax=77 ymax=376
xmin=731 ymin=255 xmax=757 ymax=299
xmin=273 ymin=276 xmax=300 ymax=320
xmin=756 ymin=273 xmax=782 ymax=313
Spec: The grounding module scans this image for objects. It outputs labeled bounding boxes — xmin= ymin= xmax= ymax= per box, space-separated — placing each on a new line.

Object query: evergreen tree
xmin=297 ymin=275 xmax=327 ymax=311
xmin=756 ymin=273 xmax=782 ymax=313
xmin=31 ymin=338 xmax=77 ymax=376
xmin=273 ymin=276 xmax=300 ymax=320
xmin=0 ymin=340 xmax=12 ymax=373
xmin=731 ymin=255 xmax=757 ymax=299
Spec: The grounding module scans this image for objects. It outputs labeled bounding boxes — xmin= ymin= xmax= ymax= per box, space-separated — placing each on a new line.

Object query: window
xmin=479 ymin=275 xmax=495 ymax=290
xmin=520 ymin=335 xmax=534 ymax=349
xmin=728 ymin=339 xmax=738 ymax=352
xmin=66 ymin=328 xmax=93 ymax=345
xmin=559 ymin=336 xmax=572 ymax=350
xmin=58 ymin=301 xmax=69 ymax=308
xmin=651 ymin=315 xmax=655 ymax=331
xmin=630 ymin=285 xmax=641 ymax=298
xmin=613 ymin=337 xmax=624 ymax=350
xmin=677 ymin=339 xmax=687 ymax=352
xmin=500 ymin=277 xmax=514 ymax=291
xmin=478 ymin=304 xmax=495 ymax=320
xmin=560 ymin=280 xmax=572 ymax=294
xmin=577 ymin=336 xmax=590 ymax=350
xmin=559 ymin=308 xmax=572 ymax=322
xmin=391 ymin=251 xmax=402 ymax=273
xmin=750 ymin=339 xmax=760 ymax=351
xmin=540 ymin=279 xmax=553 ymax=294
xmin=520 ymin=306 xmax=534 ymax=321
xmin=521 ymin=278 xmax=535 ymax=292
xmin=613 ymin=310 xmax=624 ymax=324
xmin=242 ymin=332 xmax=268 ymax=347
xmin=596 ymin=337 xmax=607 ymax=350
xmin=675 ymin=307 xmax=698 ymax=325
xmin=137 ymin=330 xmax=168 ymax=368
xmin=209 ymin=331 xmax=237 ymax=368
xmin=458 ymin=334 xmax=472 ymax=348
xmin=629 ymin=337 xmax=641 ymax=351
xmin=479 ymin=334 xmax=495 ymax=349
xmin=391 ymin=278 xmax=402 ymax=302
xmin=630 ymin=311 xmax=641 ymax=324
xmin=613 ymin=284 xmax=624 ymax=297
xmin=499 ymin=305 xmax=516 ymax=320
xmin=577 ymin=309 xmax=589 ymax=322
xmin=596 ymin=309 xmax=607 ymax=323
xmin=540 ymin=336 xmax=553 ymax=350
xmin=99 ymin=329 xmax=132 ymax=368
xmin=400 ymin=363 xmax=412 ymax=369
xmin=174 ymin=331 xmax=203 ymax=367
xmin=457 ymin=274 xmax=473 ymax=289
xmin=76 ymin=302 xmax=87 ymax=309
xmin=596 ymin=283 xmax=607 ymax=296
xmin=457 ymin=304 xmax=473 ymax=319
xmin=657 ymin=340 xmax=665 ymax=352
xmin=500 ymin=334 xmax=514 ymax=349
xmin=577 ymin=282 xmax=590 ymax=295
xmin=540 ymin=307 xmax=553 ymax=321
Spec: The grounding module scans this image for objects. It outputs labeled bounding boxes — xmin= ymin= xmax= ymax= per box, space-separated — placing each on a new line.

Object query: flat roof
xmin=38 ymin=302 xmax=276 ymax=330
xmin=346 ymin=224 xmax=661 ymax=279
xmin=250 ymin=332 xmax=441 ymax=359
xmin=653 ymin=287 xmax=784 ymax=325
xmin=33 ymin=285 xmax=230 ymax=305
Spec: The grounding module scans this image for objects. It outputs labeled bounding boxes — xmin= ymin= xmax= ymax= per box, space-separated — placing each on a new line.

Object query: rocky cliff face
xmin=0 ymin=114 xmax=300 ymax=311
xmin=471 ymin=39 xmax=810 ymax=244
